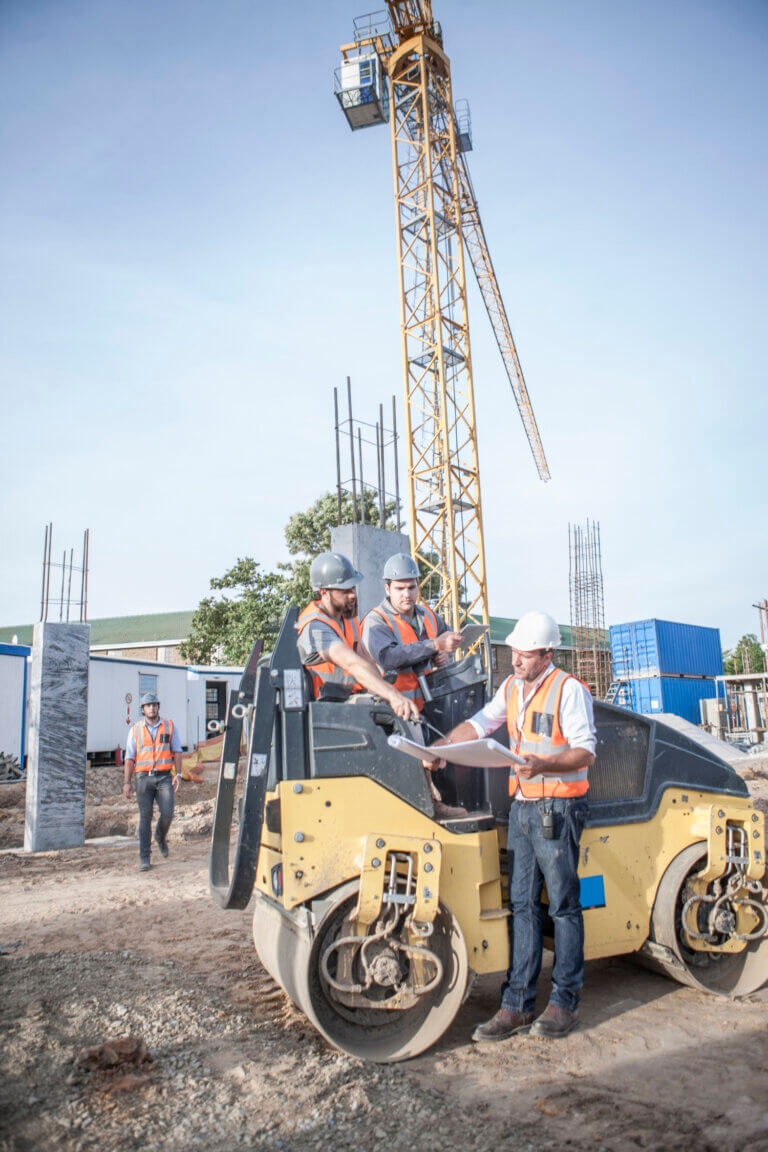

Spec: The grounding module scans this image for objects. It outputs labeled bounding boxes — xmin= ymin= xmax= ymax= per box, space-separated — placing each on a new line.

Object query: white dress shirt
xmin=468 ymin=663 xmax=596 ymax=798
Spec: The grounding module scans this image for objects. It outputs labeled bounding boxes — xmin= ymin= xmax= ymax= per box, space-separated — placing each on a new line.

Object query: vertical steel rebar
xmin=392 ymin=396 xmax=401 ymax=533
xmin=375 ymin=419 xmax=384 ymax=528
xmin=59 ymin=550 xmax=66 ymax=621
xmin=80 ymin=530 xmax=87 ymax=621
xmin=83 ymin=529 xmax=89 ymax=621
xmin=44 ymin=522 xmax=53 ymax=622
xmin=66 ymin=548 xmax=74 ymax=622
xmin=334 ymin=387 xmax=343 ymax=526
xmin=382 ymin=417 xmax=387 ymax=527
xmin=347 ymin=377 xmax=358 ymax=523
xmin=356 ymin=429 xmax=365 ymax=524
xmin=40 ymin=524 xmax=49 ymax=622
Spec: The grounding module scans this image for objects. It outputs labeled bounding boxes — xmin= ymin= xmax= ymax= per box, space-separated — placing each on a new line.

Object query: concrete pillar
xmin=331 ymin=523 xmax=410 ymax=618
xmin=25 ymin=622 xmax=90 ymax=852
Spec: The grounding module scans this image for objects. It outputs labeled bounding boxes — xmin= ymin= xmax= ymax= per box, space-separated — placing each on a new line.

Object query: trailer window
xmin=139 ymin=673 xmax=158 ymax=696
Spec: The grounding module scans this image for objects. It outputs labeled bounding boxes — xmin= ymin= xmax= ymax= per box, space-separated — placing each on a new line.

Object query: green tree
xmin=180 ymin=490 xmax=400 ymax=663
xmin=723 ymin=633 xmax=766 ymax=675
xmin=179 ymin=559 xmax=289 ymax=665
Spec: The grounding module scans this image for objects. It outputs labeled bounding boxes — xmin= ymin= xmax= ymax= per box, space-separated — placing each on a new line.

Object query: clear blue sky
xmin=1 ymin=0 xmax=766 ymax=649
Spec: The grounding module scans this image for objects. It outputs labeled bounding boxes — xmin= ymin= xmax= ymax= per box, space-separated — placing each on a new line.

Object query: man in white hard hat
xmin=430 ymin=611 xmax=596 ymax=1040
xmin=296 ymin=551 xmax=419 ymax=724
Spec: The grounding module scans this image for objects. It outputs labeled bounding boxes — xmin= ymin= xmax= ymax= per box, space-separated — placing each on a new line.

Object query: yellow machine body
xmin=255 ymin=777 xmax=766 ymax=977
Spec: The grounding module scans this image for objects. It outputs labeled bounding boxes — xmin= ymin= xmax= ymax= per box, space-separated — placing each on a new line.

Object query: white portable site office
xmin=0 ymin=643 xmax=29 ymax=763
xmin=88 ymin=656 xmax=191 ymax=756
xmin=88 ymin=658 xmax=243 ymax=758
xmin=186 ymin=666 xmax=243 ymax=749
xmin=0 ymin=650 xmax=244 ymax=765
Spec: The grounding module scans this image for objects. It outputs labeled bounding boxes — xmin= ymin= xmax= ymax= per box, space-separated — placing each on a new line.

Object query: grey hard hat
xmin=140 ymin=692 xmax=160 ymax=708
xmin=309 ymin=552 xmax=363 ymax=592
xmin=383 ymin=552 xmax=420 ymax=581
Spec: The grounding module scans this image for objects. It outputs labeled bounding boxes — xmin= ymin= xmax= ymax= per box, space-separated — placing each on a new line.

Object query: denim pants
xmin=501 ymin=797 xmax=588 ymax=1014
xmin=135 ymin=773 xmax=174 ymax=863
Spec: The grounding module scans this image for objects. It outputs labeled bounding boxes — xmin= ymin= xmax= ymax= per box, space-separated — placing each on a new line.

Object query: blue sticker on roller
xmin=580 ymin=875 xmax=606 ymax=909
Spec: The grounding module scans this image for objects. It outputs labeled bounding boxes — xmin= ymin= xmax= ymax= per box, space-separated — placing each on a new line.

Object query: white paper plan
xmin=387 ymin=734 xmax=526 ymax=768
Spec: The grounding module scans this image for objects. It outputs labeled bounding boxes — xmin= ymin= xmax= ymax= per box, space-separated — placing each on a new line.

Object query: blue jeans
xmin=135 ymin=773 xmax=174 ymax=863
xmin=501 ymin=797 xmax=588 ymax=1014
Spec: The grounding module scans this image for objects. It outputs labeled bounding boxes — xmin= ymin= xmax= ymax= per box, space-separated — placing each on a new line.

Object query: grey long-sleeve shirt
xmin=361 ymin=598 xmax=448 ymax=672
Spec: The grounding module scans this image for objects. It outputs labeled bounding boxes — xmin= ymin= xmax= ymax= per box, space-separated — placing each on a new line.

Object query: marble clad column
xmin=24 ymin=622 xmax=90 ymax=852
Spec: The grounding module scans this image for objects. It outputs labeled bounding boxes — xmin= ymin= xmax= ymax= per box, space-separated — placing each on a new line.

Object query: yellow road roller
xmin=210 ymin=609 xmax=768 ymax=1062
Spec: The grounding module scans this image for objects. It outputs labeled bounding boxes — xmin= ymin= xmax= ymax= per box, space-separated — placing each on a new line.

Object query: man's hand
xmin=386 ymin=688 xmax=420 ymax=723
xmin=173 ymin=774 xmax=181 ymax=793
xmin=423 ymin=736 xmax=449 ymax=771
xmin=517 ymin=753 xmax=549 ymax=780
xmin=434 ymin=631 xmax=463 ymax=655
xmin=122 ymin=781 xmax=131 ymax=798
xmin=433 ymin=652 xmax=451 ymax=668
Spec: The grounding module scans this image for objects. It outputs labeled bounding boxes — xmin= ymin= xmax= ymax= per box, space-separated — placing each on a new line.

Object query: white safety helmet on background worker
xmin=383 ymin=553 xmax=420 ymax=582
xmin=309 ymin=552 xmax=363 ymax=592
xmin=505 ymin=612 xmax=561 ymax=652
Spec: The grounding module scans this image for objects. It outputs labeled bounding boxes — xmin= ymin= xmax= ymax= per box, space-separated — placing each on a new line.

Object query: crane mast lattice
xmin=336 ymin=2 xmax=549 ymax=628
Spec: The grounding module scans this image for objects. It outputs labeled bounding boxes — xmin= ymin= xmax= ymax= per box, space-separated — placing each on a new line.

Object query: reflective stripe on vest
xmin=133 ymin=718 xmax=175 ymax=773
xmin=505 ymin=668 xmax=589 ymax=798
xmin=364 ymin=604 xmax=439 ymax=710
xmin=297 ymin=603 xmax=362 ymax=700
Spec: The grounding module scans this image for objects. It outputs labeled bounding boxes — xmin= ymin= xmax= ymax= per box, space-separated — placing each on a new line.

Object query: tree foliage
xmin=179 ymin=490 xmax=399 ymax=665
xmin=723 ymin=633 xmax=766 ymax=676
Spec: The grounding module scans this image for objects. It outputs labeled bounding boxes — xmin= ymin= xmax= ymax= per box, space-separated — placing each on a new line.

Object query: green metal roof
xmin=0 ymin=610 xmax=196 ymax=647
xmin=488 ymin=617 xmax=607 ymax=649
xmin=0 ymin=610 xmax=606 ymax=651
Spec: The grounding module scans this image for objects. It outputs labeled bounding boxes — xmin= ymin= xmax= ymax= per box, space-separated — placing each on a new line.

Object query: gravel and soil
xmin=1 ymin=765 xmax=768 ymax=1151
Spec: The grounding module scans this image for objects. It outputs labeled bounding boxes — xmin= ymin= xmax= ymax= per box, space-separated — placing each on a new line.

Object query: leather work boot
xmin=529 ymin=1004 xmax=578 ymax=1039
xmin=154 ymin=832 xmax=169 ymax=858
xmin=139 ymin=861 xmax=151 ymax=872
xmin=433 ymin=800 xmax=469 ymax=820
xmin=471 ymin=1009 xmax=534 ymax=1042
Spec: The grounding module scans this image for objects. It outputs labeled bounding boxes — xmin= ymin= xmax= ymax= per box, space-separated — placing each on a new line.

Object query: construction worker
xmin=429 ymin=611 xmax=596 ymax=1039
xmin=362 ymin=552 xmax=467 ymax=820
xmin=296 ymin=551 xmax=419 ymax=724
xmin=361 ymin=552 xmax=464 ymax=713
xmin=122 ymin=693 xmax=182 ymax=872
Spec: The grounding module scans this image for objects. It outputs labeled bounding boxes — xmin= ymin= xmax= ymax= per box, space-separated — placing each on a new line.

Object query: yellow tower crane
xmin=335 ymin=1 xmax=550 ymax=630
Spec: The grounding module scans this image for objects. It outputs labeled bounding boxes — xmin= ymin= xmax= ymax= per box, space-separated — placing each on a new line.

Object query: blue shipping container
xmin=609 ymin=618 xmax=723 ymax=678
xmin=623 ymin=676 xmax=717 ymax=725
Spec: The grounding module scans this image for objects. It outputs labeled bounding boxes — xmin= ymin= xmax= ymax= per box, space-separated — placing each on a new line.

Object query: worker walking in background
xmin=296 ymin=551 xmax=419 ymax=724
xmin=122 ymin=692 xmax=182 ymax=872
xmin=430 ymin=612 xmax=596 ymax=1039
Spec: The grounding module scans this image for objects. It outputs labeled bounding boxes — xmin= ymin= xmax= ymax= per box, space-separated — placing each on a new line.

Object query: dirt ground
xmin=1 ymin=766 xmax=768 ymax=1152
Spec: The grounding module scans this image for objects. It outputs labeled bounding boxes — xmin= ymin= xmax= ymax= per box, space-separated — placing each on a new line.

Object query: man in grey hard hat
xmin=362 ymin=552 xmax=464 ymax=712
xmin=429 ymin=611 xmax=596 ymax=1040
xmin=362 ymin=553 xmax=465 ymax=819
xmin=296 ymin=551 xmax=419 ymax=723
xmin=123 ymin=693 xmax=182 ymax=872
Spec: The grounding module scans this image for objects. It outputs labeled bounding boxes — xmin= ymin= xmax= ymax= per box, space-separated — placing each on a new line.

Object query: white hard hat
xmin=505 ymin=612 xmax=561 ymax=651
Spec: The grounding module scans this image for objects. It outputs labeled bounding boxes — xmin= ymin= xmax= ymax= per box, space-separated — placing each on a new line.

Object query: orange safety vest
xmin=132 ymin=718 xmax=175 ymax=774
xmin=363 ymin=603 xmax=439 ymax=711
xmin=505 ymin=667 xmax=590 ymax=799
xmin=296 ymin=602 xmax=362 ymax=700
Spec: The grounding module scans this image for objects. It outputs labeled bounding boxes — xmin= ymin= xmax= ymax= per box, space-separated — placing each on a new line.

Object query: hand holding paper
xmin=388 ymin=734 xmax=526 ymax=769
